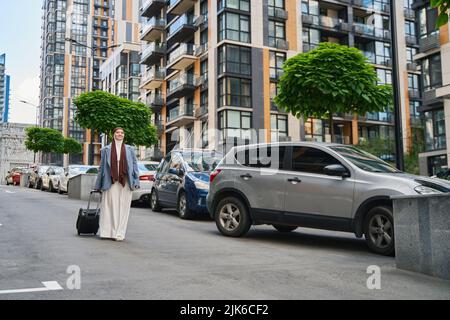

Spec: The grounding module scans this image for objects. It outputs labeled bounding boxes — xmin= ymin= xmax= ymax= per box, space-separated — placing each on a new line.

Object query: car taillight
xmin=210 ymin=169 xmax=222 ymax=183
xmin=140 ymin=174 xmax=154 ymax=181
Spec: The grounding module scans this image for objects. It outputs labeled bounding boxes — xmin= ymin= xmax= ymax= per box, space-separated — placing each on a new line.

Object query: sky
xmin=0 ymin=0 xmax=42 ymax=124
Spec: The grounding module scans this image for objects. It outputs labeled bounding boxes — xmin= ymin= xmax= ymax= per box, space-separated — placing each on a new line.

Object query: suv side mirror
xmin=324 ymin=164 xmax=350 ymax=178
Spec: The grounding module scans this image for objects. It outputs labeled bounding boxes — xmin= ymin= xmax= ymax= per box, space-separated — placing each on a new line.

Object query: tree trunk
xmin=329 ymin=113 xmax=334 ymax=143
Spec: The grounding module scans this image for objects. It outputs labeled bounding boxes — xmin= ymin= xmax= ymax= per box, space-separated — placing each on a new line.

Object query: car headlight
xmin=194 ymin=180 xmax=209 ymax=190
xmin=414 ymin=185 xmax=442 ymax=195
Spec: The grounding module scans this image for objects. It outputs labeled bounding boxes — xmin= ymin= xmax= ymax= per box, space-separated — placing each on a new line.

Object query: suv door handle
xmin=288 ymin=177 xmax=301 ymax=184
xmin=240 ymin=173 xmax=252 ymax=180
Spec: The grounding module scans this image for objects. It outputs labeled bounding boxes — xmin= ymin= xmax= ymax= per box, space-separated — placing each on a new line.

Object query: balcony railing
xmin=140 ymin=18 xmax=166 ymax=42
xmin=146 ymin=93 xmax=164 ymax=107
xmin=140 ymin=42 xmax=166 ymax=65
xmin=302 ymin=14 xmax=350 ymax=32
xmin=195 ymin=105 xmax=208 ymax=118
xmin=167 ymin=104 xmax=195 ymax=123
xmin=353 ymin=0 xmax=390 ymax=13
xmin=141 ymin=68 xmax=166 ymax=89
xmin=140 ymin=0 xmax=166 ymax=18
xmin=168 ymin=43 xmax=196 ymax=65
xmin=167 ymin=73 xmax=197 ymax=98
xmin=419 ymin=33 xmax=440 ymax=53
xmin=167 ymin=14 xmax=197 ymax=42
xmin=353 ymin=23 xmax=391 ymax=40
xmin=168 ymin=0 xmax=198 ymax=16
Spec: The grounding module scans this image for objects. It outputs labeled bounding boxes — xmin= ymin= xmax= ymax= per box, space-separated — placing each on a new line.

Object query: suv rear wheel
xmin=215 ymin=197 xmax=251 ymax=237
xmin=273 ymin=225 xmax=298 ymax=233
xmin=364 ymin=205 xmax=395 ymax=256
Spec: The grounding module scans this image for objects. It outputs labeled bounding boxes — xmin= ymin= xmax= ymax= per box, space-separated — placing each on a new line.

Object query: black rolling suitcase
xmin=76 ymin=190 xmax=102 ymax=236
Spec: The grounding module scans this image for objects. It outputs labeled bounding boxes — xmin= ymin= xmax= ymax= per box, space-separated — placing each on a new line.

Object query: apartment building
xmin=0 ymin=54 xmax=11 ymax=124
xmin=139 ymin=0 xmax=421 ymax=158
xmin=413 ymin=0 xmax=450 ymax=176
xmin=39 ymin=0 xmax=141 ymax=166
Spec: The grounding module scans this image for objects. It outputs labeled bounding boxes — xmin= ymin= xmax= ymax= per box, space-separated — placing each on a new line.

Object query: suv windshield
xmin=330 ymin=146 xmax=401 ymax=173
xmin=181 ymin=152 xmax=223 ymax=172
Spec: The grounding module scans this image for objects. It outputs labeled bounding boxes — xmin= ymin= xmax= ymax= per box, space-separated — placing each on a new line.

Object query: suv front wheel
xmin=364 ymin=205 xmax=395 ymax=256
xmin=215 ymin=197 xmax=251 ymax=237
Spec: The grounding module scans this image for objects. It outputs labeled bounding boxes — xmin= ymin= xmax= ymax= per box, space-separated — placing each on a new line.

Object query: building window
xmin=218 ymin=0 xmax=250 ymax=12
xmin=422 ymin=54 xmax=442 ymax=90
xmin=218 ymin=44 xmax=251 ymax=76
xmin=409 ymin=100 xmax=422 ymax=127
xmin=302 ymin=27 xmax=320 ymax=51
xmin=219 ymin=110 xmax=252 ymax=140
xmin=218 ymin=77 xmax=251 ymax=108
xmin=218 ymin=12 xmax=250 ymax=43
xmin=271 ymin=114 xmax=288 ymax=142
xmin=304 ymin=118 xmax=324 ymax=142
xmin=425 ymin=108 xmax=446 ymax=151
xmin=268 ymin=20 xmax=286 ymax=48
xmin=269 ymin=51 xmax=286 ymax=80
xmin=406 ymin=47 xmax=417 ymax=64
xmin=427 ymin=154 xmax=448 ymax=176
xmin=201 ymin=120 xmax=208 ymax=148
xmin=375 ymin=41 xmax=391 ymax=65
xmin=418 ymin=5 xmax=439 ymax=38
xmin=268 ymin=0 xmax=285 ymax=17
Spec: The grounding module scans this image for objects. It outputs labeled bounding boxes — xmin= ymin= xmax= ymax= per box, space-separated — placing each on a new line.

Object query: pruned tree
xmin=25 ymin=127 xmax=65 ymax=160
xmin=274 ymin=42 xmax=393 ymax=141
xmin=61 ymin=138 xmax=83 ymax=155
xmin=73 ymin=91 xmax=158 ymax=147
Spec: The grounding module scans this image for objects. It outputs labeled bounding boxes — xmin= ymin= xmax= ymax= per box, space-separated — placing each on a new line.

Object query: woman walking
xmin=94 ymin=127 xmax=140 ymax=241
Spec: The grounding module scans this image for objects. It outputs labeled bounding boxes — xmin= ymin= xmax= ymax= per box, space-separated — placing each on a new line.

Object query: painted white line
xmin=0 ymin=281 xmax=63 ymax=295
xmin=0 ymin=223 xmax=2 ymax=226
xmin=4 ymin=190 xmax=16 ymax=194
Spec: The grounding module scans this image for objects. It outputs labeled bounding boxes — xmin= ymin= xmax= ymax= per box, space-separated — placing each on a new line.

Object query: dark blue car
xmin=150 ymin=150 xmax=223 ymax=219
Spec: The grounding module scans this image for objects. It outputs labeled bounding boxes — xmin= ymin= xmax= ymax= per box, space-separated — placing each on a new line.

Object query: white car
xmin=58 ymin=165 xmax=98 ymax=194
xmin=41 ymin=166 xmax=64 ymax=192
xmin=132 ymin=161 xmax=160 ymax=203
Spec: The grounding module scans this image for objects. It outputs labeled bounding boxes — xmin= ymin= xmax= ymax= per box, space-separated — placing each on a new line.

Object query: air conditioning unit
xmin=276 ymin=39 xmax=289 ymax=50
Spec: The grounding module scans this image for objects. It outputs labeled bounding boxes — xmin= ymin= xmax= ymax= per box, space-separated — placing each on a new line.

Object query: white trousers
xmin=99 ymin=180 xmax=132 ymax=240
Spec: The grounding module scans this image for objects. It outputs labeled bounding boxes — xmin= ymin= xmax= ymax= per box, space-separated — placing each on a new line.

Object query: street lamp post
xmin=65 ymin=38 xmax=119 ymax=165
xmin=19 ymin=100 xmax=40 ymax=164
xmin=389 ymin=0 xmax=405 ymax=171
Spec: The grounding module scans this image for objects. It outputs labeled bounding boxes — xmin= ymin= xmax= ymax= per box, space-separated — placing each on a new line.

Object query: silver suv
xmin=206 ymin=142 xmax=450 ymax=256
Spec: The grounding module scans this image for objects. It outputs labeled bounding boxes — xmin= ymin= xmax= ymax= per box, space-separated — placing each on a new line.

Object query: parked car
xmin=150 ymin=150 xmax=223 ymax=219
xmin=57 ymin=165 xmax=98 ymax=194
xmin=5 ymin=167 xmax=27 ymax=186
xmin=41 ymin=166 xmax=64 ymax=192
xmin=207 ymin=142 xmax=450 ymax=256
xmin=132 ymin=161 xmax=161 ymax=204
xmin=28 ymin=165 xmax=50 ymax=189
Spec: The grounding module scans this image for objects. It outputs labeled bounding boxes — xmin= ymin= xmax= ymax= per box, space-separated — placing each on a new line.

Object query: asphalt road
xmin=0 ymin=184 xmax=449 ymax=300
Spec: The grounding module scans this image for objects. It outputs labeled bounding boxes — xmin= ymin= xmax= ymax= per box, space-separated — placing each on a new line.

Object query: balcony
xmin=167 ymin=43 xmax=197 ymax=70
xmin=195 ymin=43 xmax=208 ymax=56
xmin=302 ymin=14 xmax=351 ymax=33
xmin=93 ymin=20 xmax=109 ymax=29
xmin=195 ymin=104 xmax=208 ymax=118
xmin=141 ymin=42 xmax=166 ymax=66
xmin=166 ymin=104 xmax=196 ymax=127
xmin=146 ymin=93 xmax=164 ymax=111
xmin=167 ymin=14 xmax=198 ymax=45
xmin=167 ymin=0 xmax=197 ymax=16
xmin=353 ymin=23 xmax=391 ymax=41
xmin=419 ymin=33 xmax=441 ymax=53
xmin=167 ymin=73 xmax=197 ymax=100
xmin=140 ymin=67 xmax=166 ymax=90
xmin=404 ymin=8 xmax=416 ymax=20
xmin=140 ymin=0 xmax=166 ymax=18
xmin=94 ymin=1 xmax=109 ymax=8
xmin=353 ymin=0 xmax=390 ymax=13
xmin=155 ymin=121 xmax=165 ymax=135
xmin=268 ymin=7 xmax=288 ymax=21
xmin=408 ymin=89 xmax=421 ymax=100
xmin=140 ymin=18 xmax=166 ymax=42
xmin=405 ymin=35 xmax=418 ymax=46
xmin=195 ymin=73 xmax=208 ymax=89
xmin=407 ymin=62 xmax=419 ymax=71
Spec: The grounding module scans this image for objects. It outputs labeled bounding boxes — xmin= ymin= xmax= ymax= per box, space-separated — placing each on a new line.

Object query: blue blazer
xmin=94 ymin=143 xmax=140 ymax=191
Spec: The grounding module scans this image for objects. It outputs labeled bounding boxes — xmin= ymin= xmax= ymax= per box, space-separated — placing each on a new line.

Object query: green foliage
xmin=73 ymin=90 xmax=158 ymax=147
xmin=275 ymin=43 xmax=393 ymax=122
xmin=358 ymin=137 xmax=396 ymax=165
xmin=25 ymin=127 xmax=64 ymax=154
xmin=431 ymin=0 xmax=449 ymax=27
xmin=62 ymin=138 xmax=83 ymax=155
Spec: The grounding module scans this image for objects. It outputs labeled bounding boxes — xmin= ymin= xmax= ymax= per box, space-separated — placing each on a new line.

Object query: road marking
xmin=4 ymin=190 xmax=16 ymax=194
xmin=0 ymin=281 xmax=63 ymax=295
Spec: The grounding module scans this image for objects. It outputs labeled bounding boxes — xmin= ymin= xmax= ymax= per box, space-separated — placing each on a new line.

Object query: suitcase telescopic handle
xmin=87 ymin=190 xmax=102 ymax=211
